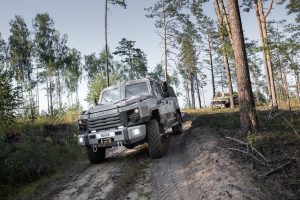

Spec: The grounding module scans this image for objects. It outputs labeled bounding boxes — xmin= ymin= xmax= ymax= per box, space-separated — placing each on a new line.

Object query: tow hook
xmin=92 ymin=145 xmax=98 ymax=152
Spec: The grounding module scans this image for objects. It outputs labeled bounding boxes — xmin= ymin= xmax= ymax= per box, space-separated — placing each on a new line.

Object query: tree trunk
xmin=29 ymin=84 xmax=34 ymax=120
xmin=279 ymin=55 xmax=291 ymax=111
xmin=36 ymin=66 xmax=39 ymax=115
xmin=254 ymin=79 xmax=260 ymax=104
xmin=57 ymin=70 xmax=62 ymax=110
xmin=201 ymin=87 xmax=206 ymax=107
xmin=227 ymin=0 xmax=259 ymax=133
xmin=214 ymin=0 xmax=235 ymax=109
xmin=220 ymin=0 xmax=233 ymax=43
xmin=195 ymin=74 xmax=202 ymax=108
xmin=254 ymin=0 xmax=272 ymax=103
xmin=185 ymin=80 xmax=191 ymax=108
xmin=207 ymin=34 xmax=216 ymax=98
xmin=258 ymin=0 xmax=278 ymax=110
xmin=163 ymin=0 xmax=168 ymax=82
xmin=49 ymin=75 xmax=54 ymax=117
xmin=129 ymin=49 xmax=133 ymax=80
xmin=294 ymin=71 xmax=300 ymax=110
xmin=190 ymin=78 xmax=195 ymax=109
xmin=105 ymin=0 xmax=110 ymax=87
xmin=277 ymin=54 xmax=285 ymax=106
xmin=46 ymin=76 xmax=50 ymax=114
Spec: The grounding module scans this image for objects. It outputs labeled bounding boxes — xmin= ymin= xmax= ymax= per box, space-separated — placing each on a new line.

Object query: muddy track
xmin=151 ymin=130 xmax=193 ymax=200
xmin=35 ymin=123 xmax=297 ymax=200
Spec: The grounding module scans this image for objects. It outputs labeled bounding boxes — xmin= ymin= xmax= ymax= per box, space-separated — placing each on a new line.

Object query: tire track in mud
xmin=151 ymin=129 xmax=195 ymax=200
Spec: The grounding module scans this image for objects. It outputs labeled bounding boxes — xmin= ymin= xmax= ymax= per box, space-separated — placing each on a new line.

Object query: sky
xmin=0 ymin=0 xmax=296 ymax=111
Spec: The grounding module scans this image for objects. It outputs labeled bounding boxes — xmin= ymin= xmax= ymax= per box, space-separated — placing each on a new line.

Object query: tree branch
xmin=265 ymin=0 xmax=274 ymax=18
xmin=261 ymin=160 xmax=294 ymax=178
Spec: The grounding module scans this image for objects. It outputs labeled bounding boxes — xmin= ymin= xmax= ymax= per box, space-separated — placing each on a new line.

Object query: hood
xmin=88 ymin=94 xmax=153 ymax=114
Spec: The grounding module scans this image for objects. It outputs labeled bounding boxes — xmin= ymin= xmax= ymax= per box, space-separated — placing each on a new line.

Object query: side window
xmin=152 ymin=83 xmax=163 ymax=97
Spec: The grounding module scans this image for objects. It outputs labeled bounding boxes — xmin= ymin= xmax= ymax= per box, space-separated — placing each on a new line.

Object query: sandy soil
xmin=33 ymin=122 xmax=298 ymax=200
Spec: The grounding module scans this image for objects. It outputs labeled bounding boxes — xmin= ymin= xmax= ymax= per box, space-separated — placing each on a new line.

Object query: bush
xmin=0 ymin=111 xmax=84 ymax=198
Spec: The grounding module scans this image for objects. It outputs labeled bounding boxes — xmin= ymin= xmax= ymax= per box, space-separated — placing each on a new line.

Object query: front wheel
xmin=146 ymin=119 xmax=162 ymax=158
xmin=172 ymin=113 xmax=183 ymax=134
xmin=86 ymin=146 xmax=106 ymax=164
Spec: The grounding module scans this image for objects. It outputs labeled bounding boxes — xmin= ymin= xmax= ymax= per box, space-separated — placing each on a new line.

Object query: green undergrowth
xmin=0 ymin=107 xmax=85 ymax=199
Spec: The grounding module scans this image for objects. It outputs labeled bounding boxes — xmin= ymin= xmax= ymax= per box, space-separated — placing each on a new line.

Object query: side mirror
xmin=162 ymin=82 xmax=169 ymax=97
xmin=94 ymin=98 xmax=98 ymax=105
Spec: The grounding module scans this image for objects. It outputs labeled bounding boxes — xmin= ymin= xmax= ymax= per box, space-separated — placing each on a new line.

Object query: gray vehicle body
xmin=77 ymin=78 xmax=181 ymax=150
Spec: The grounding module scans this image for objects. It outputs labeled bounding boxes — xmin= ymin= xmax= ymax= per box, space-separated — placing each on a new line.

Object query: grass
xmin=5 ymin=173 xmax=61 ymax=200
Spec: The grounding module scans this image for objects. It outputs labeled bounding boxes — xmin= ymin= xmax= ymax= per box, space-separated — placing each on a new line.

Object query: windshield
xmin=100 ymin=87 xmax=120 ymax=104
xmin=125 ymin=82 xmax=149 ymax=98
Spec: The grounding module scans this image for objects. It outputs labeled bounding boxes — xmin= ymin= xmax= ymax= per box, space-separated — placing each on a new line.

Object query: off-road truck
xmin=77 ymin=78 xmax=182 ymax=163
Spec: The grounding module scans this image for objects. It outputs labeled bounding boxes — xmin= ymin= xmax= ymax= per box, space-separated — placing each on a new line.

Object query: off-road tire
xmin=86 ymin=146 xmax=106 ymax=164
xmin=146 ymin=119 xmax=162 ymax=158
xmin=172 ymin=113 xmax=183 ymax=134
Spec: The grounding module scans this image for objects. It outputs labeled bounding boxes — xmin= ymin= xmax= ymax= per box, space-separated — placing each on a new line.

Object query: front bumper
xmin=77 ymin=124 xmax=146 ymax=147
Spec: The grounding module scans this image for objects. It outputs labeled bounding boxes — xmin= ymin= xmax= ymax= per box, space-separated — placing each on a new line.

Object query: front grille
xmin=88 ymin=113 xmax=122 ymax=132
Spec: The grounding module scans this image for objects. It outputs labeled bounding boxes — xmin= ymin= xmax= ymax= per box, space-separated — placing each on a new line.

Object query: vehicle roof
xmin=101 ymin=77 xmax=162 ymax=92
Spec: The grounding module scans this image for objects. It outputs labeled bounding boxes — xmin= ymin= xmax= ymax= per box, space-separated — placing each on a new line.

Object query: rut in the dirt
xmin=151 ymin=132 xmax=194 ymax=200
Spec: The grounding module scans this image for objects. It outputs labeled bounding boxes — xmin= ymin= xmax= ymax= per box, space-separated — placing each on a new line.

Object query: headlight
xmin=128 ymin=109 xmax=140 ymax=122
xmin=78 ymin=136 xmax=85 ymax=145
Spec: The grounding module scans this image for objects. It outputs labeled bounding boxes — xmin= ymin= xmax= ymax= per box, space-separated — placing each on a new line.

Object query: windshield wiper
xmin=102 ymin=96 xmax=109 ymax=103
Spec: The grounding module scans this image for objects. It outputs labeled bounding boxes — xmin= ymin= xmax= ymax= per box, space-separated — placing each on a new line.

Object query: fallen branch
xmin=261 ymin=160 xmax=294 ymax=178
xmin=228 ymin=148 xmax=267 ymax=166
xmin=225 ymin=136 xmax=269 ymax=162
xmin=251 ymin=146 xmax=269 ymax=162
xmin=225 ymin=136 xmax=247 ymax=145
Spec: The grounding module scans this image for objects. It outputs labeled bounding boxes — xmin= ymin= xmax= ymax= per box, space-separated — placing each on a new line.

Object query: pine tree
xmin=0 ymin=35 xmax=19 ymax=132
xmin=214 ymin=0 xmax=235 ymax=108
xmin=145 ymin=0 xmax=185 ymax=82
xmin=104 ymin=0 xmax=126 ymax=86
xmin=227 ymin=0 xmax=259 ymax=132
xmin=113 ymin=38 xmax=148 ymax=80
xmin=179 ymin=23 xmax=198 ymax=109
xmin=286 ymin=0 xmax=300 ymax=23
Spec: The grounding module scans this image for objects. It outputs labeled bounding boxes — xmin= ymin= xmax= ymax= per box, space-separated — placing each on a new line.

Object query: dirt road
xmin=36 ymin=122 xmax=296 ymax=200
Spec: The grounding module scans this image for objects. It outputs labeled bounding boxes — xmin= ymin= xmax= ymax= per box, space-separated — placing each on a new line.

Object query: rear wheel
xmin=146 ymin=119 xmax=162 ymax=158
xmin=86 ymin=146 xmax=106 ymax=164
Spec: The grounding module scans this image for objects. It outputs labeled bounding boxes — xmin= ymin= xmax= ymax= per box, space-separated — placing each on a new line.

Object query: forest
xmin=0 ymin=0 xmax=299 ymax=199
